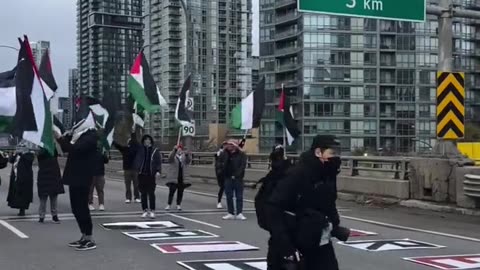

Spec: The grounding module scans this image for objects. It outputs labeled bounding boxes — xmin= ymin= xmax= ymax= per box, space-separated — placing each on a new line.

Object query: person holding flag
xmin=165 ymin=144 xmax=191 ymax=211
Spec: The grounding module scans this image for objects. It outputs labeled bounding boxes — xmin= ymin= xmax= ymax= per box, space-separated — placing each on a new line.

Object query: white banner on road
xmin=338 ymin=239 xmax=445 ymax=252
xmin=123 ymin=229 xmax=218 ymax=241
xmin=101 ymin=221 xmax=182 ymax=230
xmin=178 ymin=258 xmax=267 ymax=270
xmin=405 ymin=254 xmax=480 ymax=270
xmin=152 ymin=241 xmax=258 ymax=254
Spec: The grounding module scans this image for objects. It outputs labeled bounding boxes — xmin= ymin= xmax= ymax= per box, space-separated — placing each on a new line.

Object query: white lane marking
xmin=0 ymin=220 xmax=29 ymax=239
xmin=342 ymin=215 xmax=480 ymax=243
xmin=169 ymin=213 xmax=222 ymax=229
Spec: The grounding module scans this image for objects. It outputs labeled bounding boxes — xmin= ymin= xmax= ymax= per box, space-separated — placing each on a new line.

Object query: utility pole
xmin=425 ymin=1 xmax=480 ymax=157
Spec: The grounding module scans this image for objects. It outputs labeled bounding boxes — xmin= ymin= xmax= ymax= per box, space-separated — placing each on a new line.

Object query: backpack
xmin=254 ymin=172 xmax=280 ymax=231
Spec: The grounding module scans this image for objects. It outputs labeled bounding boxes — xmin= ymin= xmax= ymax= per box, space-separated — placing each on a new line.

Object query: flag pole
xmin=177 ymin=126 xmax=182 ymax=146
xmin=281 ymin=83 xmax=287 ymax=159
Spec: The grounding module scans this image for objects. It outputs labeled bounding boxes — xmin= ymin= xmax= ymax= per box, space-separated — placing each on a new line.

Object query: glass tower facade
xmin=77 ymin=0 xmax=143 ymax=102
xmin=144 ymin=0 xmax=252 ymax=145
xmin=259 ymin=0 xmax=480 ymax=154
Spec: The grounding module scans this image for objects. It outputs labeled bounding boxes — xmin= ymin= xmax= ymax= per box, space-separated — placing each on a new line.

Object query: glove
xmin=331 ymin=226 xmax=351 ymax=242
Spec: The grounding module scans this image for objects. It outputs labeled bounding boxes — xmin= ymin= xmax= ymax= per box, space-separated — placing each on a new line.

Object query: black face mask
xmin=323 ymin=156 xmax=341 ymax=174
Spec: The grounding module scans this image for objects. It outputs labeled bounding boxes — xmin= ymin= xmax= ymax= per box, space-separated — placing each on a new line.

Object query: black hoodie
xmin=133 ymin=135 xmax=162 ymax=176
xmin=265 ymin=150 xmax=341 ymax=256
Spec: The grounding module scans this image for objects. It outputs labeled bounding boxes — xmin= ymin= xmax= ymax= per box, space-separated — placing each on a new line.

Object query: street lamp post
xmin=0 ymin=45 xmax=19 ymax=51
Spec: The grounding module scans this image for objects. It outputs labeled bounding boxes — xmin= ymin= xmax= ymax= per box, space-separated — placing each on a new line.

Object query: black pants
xmin=138 ymin=174 xmax=156 ymax=211
xmin=267 ymin=237 xmax=284 ymax=270
xmin=301 ymin=242 xmax=339 ymax=270
xmin=217 ymin=175 xmax=225 ymax=203
xmin=167 ymin=185 xmax=185 ymax=205
xmin=69 ymin=186 xmax=93 ymax=236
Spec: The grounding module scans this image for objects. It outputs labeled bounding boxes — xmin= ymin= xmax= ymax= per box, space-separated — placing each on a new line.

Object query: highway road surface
xmin=1 ymin=168 xmax=480 ymax=270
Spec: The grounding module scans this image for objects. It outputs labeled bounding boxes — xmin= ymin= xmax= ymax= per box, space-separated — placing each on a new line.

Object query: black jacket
xmin=216 ymin=150 xmax=247 ymax=180
xmin=7 ymin=152 xmax=34 ymax=209
xmin=59 ymin=129 xmax=99 ymax=187
xmin=37 ymin=149 xmax=65 ymax=197
xmin=134 ymin=135 xmax=161 ymax=176
xmin=113 ymin=133 xmax=138 ymax=170
xmin=266 ymin=150 xmax=341 ymax=255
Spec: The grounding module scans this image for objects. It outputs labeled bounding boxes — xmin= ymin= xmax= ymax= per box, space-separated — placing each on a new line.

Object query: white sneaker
xmin=177 ymin=205 xmax=182 ymax=211
xmin=88 ymin=204 xmax=95 ymax=211
xmin=149 ymin=211 xmax=156 ymax=219
xmin=99 ymin=205 xmax=105 ymax=211
xmin=134 ymin=199 xmax=141 ymax=203
xmin=236 ymin=213 xmax=247 ymax=220
xmin=217 ymin=203 xmax=223 ymax=209
xmin=125 ymin=199 xmax=131 ymax=204
xmin=165 ymin=205 xmax=171 ymax=210
xmin=222 ymin=214 xmax=236 ymax=220
xmin=141 ymin=211 xmax=149 ymax=218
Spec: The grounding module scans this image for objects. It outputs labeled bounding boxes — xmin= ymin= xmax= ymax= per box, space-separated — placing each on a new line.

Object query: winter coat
xmin=93 ymin=150 xmax=109 ymax=177
xmin=113 ymin=133 xmax=138 ymax=170
xmin=7 ymin=152 xmax=34 ymax=210
xmin=37 ymin=149 xmax=65 ymax=197
xmin=165 ymin=149 xmax=191 ymax=182
xmin=134 ymin=135 xmax=162 ymax=176
xmin=59 ymin=129 xmax=99 ymax=187
xmin=266 ymin=150 xmax=341 ymax=257
xmin=217 ymin=149 xmax=247 ymax=181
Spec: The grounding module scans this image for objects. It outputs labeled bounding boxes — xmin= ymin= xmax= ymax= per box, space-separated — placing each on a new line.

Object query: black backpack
xmin=254 ymin=171 xmax=281 ymax=231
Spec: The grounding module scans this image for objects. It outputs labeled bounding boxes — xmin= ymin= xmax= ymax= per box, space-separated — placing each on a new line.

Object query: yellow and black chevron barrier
xmin=436 ymin=72 xmax=465 ymax=140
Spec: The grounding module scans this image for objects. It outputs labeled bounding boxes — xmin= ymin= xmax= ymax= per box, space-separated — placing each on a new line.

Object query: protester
xmin=112 ymin=132 xmax=140 ymax=204
xmin=218 ymin=140 xmax=247 ymax=220
xmin=254 ymin=145 xmax=291 ymax=270
xmin=214 ymin=144 xmax=225 ymax=209
xmin=265 ymin=135 xmax=342 ymax=270
xmin=165 ymin=145 xmax=191 ymax=211
xmin=37 ymin=147 xmax=64 ymax=223
xmin=7 ymin=144 xmax=34 ymax=217
xmin=134 ymin=134 xmax=161 ymax=219
xmin=0 ymin=150 xmax=8 ymax=170
xmin=88 ymin=145 xmax=109 ymax=211
xmin=56 ymin=123 xmax=99 ymax=251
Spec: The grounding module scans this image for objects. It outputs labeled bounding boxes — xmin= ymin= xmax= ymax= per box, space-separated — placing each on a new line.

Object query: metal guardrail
xmin=464 ymin=174 xmax=480 ymax=198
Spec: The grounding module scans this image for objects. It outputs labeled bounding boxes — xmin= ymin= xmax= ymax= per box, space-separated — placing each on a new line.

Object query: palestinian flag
xmin=101 ymin=90 xmax=119 ymax=150
xmin=277 ymin=87 xmax=301 ymax=145
xmin=231 ymin=77 xmax=265 ymax=130
xmin=12 ymin=38 xmax=37 ymax=137
xmin=19 ymin=36 xmax=55 ymax=155
xmin=0 ymin=67 xmax=17 ymax=132
xmin=53 ymin=115 xmax=65 ymax=135
xmin=72 ymin=96 xmax=97 ymax=134
xmin=128 ymin=50 xmax=167 ymax=112
xmin=38 ymin=49 xmax=57 ymax=100
xmin=128 ymin=95 xmax=145 ymax=128
xmin=175 ymin=74 xmax=192 ymax=126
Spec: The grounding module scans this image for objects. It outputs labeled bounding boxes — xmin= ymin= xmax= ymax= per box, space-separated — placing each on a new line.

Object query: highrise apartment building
xmin=30 ymin=40 xmax=50 ymax=67
xmin=77 ymin=0 xmax=143 ymax=101
xmin=143 ymin=0 xmax=253 ymax=145
xmin=259 ymin=0 xmax=480 ymax=153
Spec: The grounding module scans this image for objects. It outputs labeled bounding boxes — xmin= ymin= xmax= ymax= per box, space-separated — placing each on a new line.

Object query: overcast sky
xmin=0 ymin=0 xmax=259 ymax=96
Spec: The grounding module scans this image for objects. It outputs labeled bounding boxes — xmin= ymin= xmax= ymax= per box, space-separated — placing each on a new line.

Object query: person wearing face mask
xmin=165 ymin=145 xmax=191 ymax=211
xmin=134 ymin=134 xmax=161 ymax=219
xmin=113 ymin=132 xmax=140 ymax=204
xmin=265 ymin=135 xmax=342 ymax=270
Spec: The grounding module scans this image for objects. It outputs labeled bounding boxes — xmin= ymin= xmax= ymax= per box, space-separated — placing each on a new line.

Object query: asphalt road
xmin=1 ymin=167 xmax=480 ymax=270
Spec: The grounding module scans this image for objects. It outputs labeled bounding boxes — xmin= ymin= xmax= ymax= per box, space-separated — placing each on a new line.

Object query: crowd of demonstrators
xmin=216 ymin=140 xmax=248 ymax=221
xmin=6 ymin=144 xmax=35 ymax=217
xmin=134 ymin=135 xmax=162 ymax=219
xmin=113 ymin=132 xmax=141 ymax=204
xmin=263 ymin=135 xmax=344 ymax=270
xmin=88 ymin=144 xmax=109 ymax=211
xmin=37 ymin=148 xmax=64 ymax=223
xmin=165 ymin=145 xmax=191 ymax=211
xmin=56 ymin=122 xmax=99 ymax=251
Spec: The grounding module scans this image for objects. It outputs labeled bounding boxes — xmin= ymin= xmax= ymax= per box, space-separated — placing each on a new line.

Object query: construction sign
xmin=437 ymin=72 xmax=465 ymax=140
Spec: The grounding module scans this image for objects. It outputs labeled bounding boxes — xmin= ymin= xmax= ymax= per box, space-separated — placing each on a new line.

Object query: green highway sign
xmin=298 ymin=0 xmax=426 ymax=22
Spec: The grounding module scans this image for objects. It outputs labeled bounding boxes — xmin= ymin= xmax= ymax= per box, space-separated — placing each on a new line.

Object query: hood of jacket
xmin=141 ymin=134 xmax=155 ymax=147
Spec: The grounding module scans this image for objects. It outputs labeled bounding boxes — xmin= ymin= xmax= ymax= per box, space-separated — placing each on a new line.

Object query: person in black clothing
xmin=266 ymin=135 xmax=342 ymax=270
xmin=56 ymin=127 xmax=99 ymax=251
xmin=165 ymin=145 xmax=191 ymax=211
xmin=37 ymin=148 xmax=65 ymax=223
xmin=112 ymin=133 xmax=140 ymax=203
xmin=134 ymin=134 xmax=161 ymax=219
xmin=218 ymin=140 xmax=247 ymax=220
xmin=214 ymin=144 xmax=225 ymax=209
xmin=7 ymin=145 xmax=34 ymax=217
xmin=88 ymin=145 xmax=109 ymax=211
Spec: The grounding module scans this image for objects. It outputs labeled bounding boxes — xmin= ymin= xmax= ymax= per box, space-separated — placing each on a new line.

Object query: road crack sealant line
xmin=105 ymin=176 xmax=480 ymax=243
